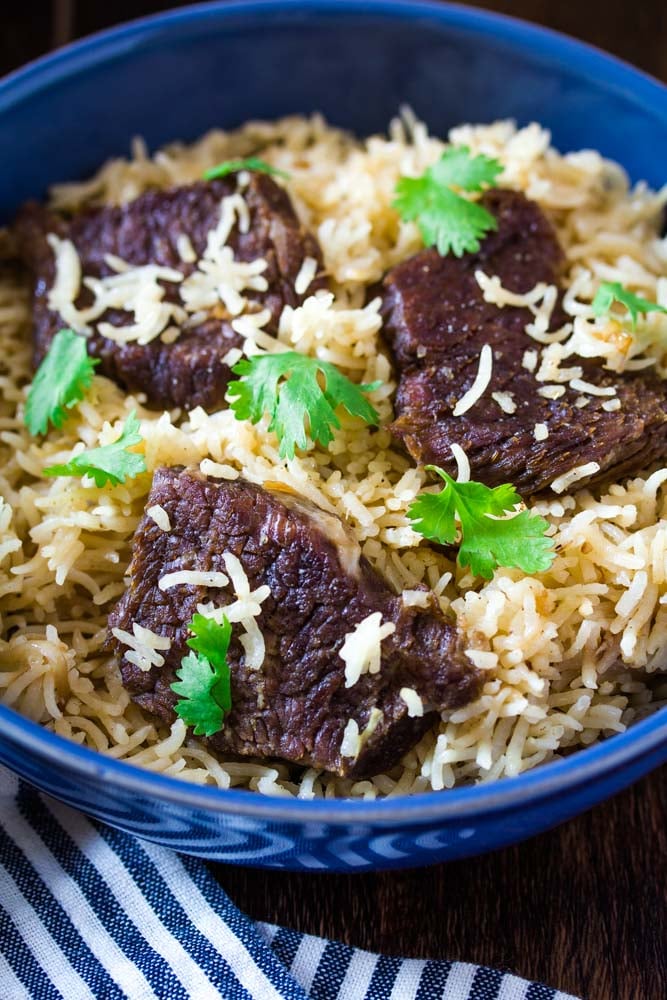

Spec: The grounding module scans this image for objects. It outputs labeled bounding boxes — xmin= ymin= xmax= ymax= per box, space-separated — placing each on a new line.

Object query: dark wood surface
xmin=217 ymin=773 xmax=666 ymax=1000
xmin=2 ymin=4 xmax=666 ymax=999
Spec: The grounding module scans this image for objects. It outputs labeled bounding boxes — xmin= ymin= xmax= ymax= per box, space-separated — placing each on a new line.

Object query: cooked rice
xmin=452 ymin=343 xmax=493 ymax=415
xmin=339 ymin=719 xmax=361 ymax=759
xmin=550 ymin=462 xmax=602 ymax=495
xmin=340 ymin=612 xmax=397 ymax=688
xmin=450 ymin=443 xmax=471 ymax=483
xmin=1 ymin=113 xmax=666 ymax=799
xmin=146 ymin=504 xmax=171 ymax=532
xmin=491 ymin=390 xmax=517 ymax=415
xmin=201 ymin=553 xmax=272 ymax=670
xmin=110 ymin=624 xmax=171 ymax=674
xmin=158 ymin=570 xmax=230 ymax=591
xmin=399 ymin=687 xmax=424 ymax=718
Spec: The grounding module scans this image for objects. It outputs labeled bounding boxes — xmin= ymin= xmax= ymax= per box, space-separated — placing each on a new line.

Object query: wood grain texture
xmin=1 ymin=4 xmax=666 ymax=999
xmin=211 ymin=770 xmax=666 ymax=1000
xmin=465 ymin=0 xmax=667 ymax=83
xmin=0 ymin=2 xmax=52 ymax=78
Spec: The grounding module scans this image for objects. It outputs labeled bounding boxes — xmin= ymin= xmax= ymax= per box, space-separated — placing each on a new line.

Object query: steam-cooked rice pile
xmin=1 ymin=113 xmax=666 ymax=798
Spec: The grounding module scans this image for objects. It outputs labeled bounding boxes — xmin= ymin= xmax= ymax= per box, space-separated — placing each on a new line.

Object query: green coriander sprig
xmin=227 ymin=352 xmax=381 ymax=459
xmin=204 ymin=157 xmax=290 ymax=182
xmin=25 ymin=328 xmax=99 ymax=436
xmin=407 ymin=466 xmax=554 ymax=579
xmin=171 ymin=614 xmax=233 ymax=737
xmin=592 ymin=281 xmax=667 ymax=330
xmin=43 ymin=411 xmax=146 ymax=488
xmin=393 ymin=146 xmax=503 ymax=258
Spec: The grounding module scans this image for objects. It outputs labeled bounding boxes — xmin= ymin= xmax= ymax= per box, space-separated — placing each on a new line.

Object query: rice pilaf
xmin=1 ymin=112 xmax=666 ymax=798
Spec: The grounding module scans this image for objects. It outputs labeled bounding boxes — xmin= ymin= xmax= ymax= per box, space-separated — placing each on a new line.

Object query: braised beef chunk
xmin=108 ymin=469 xmax=480 ymax=779
xmin=382 ymin=188 xmax=667 ymax=496
xmin=15 ymin=174 xmax=325 ymax=411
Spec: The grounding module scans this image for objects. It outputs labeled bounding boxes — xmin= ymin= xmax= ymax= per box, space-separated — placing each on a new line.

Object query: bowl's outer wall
xmin=1 ymin=0 xmax=666 ymax=869
xmin=0 ymin=721 xmax=665 ymax=871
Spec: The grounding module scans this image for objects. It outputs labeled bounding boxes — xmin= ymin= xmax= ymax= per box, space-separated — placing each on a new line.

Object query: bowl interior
xmin=1 ymin=0 xmax=666 ymax=224
xmin=0 ymin=0 xmax=666 ymax=825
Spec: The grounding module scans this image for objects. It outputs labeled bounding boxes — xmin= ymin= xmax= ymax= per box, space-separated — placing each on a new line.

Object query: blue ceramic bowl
xmin=1 ymin=0 xmax=666 ymax=872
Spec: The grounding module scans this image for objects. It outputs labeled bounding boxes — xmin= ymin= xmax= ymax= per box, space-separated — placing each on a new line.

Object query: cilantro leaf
xmin=407 ymin=466 xmax=554 ymax=579
xmin=203 ymin=156 xmax=290 ymax=181
xmin=227 ymin=352 xmax=381 ymax=459
xmin=393 ymin=146 xmax=503 ymax=257
xmin=43 ymin=410 xmax=147 ymax=487
xmin=171 ymin=653 xmax=227 ymax=737
xmin=591 ymin=281 xmax=667 ymax=330
xmin=186 ymin=613 xmax=233 ymax=676
xmin=429 ymin=146 xmax=504 ymax=193
xmin=171 ymin=615 xmax=232 ymax=737
xmin=25 ymin=328 xmax=99 ymax=436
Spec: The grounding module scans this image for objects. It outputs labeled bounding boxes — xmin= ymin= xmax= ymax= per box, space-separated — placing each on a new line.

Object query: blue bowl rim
xmin=0 ymin=701 xmax=665 ymax=822
xmin=0 ymin=0 xmax=666 ymax=825
xmin=1 ymin=0 xmax=666 ymax=116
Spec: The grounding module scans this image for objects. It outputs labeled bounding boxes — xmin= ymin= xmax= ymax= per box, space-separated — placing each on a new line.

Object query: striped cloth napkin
xmin=0 ymin=765 xmax=580 ymax=1000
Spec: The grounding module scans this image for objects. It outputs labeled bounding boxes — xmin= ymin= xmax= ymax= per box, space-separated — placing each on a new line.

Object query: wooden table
xmin=2 ymin=4 xmax=665 ymax=998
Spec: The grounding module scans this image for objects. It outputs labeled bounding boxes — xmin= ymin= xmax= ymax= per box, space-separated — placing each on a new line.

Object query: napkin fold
xmin=0 ymin=766 xmax=580 ymax=1000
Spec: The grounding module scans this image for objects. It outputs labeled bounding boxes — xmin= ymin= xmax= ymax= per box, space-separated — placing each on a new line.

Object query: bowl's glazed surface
xmin=0 ymin=0 xmax=666 ymax=870
xmin=0 ymin=705 xmax=665 ymax=871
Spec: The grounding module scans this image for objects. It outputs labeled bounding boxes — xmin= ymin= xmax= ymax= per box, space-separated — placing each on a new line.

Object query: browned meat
xmin=15 ymin=174 xmax=325 ymax=411
xmin=382 ymin=188 xmax=667 ymax=496
xmin=108 ymin=469 xmax=480 ymax=779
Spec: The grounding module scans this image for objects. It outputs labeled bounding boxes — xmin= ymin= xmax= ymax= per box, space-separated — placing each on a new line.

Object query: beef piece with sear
xmin=15 ymin=174 xmax=325 ymax=411
xmin=382 ymin=188 xmax=667 ymax=496
xmin=108 ymin=468 xmax=480 ymax=779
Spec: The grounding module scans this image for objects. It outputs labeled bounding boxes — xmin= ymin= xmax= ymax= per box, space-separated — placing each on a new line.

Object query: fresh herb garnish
xmin=43 ymin=410 xmax=147 ymax=487
xmin=203 ymin=156 xmax=290 ymax=182
xmin=393 ymin=146 xmax=503 ymax=257
xmin=25 ymin=328 xmax=99 ymax=436
xmin=592 ymin=281 xmax=667 ymax=330
xmin=171 ymin=614 xmax=232 ymax=737
xmin=227 ymin=352 xmax=381 ymax=459
xmin=407 ymin=465 xmax=554 ymax=579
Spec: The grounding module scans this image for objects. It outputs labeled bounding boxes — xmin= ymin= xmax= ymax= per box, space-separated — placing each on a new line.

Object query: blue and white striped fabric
xmin=0 ymin=766 xmax=580 ymax=1000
